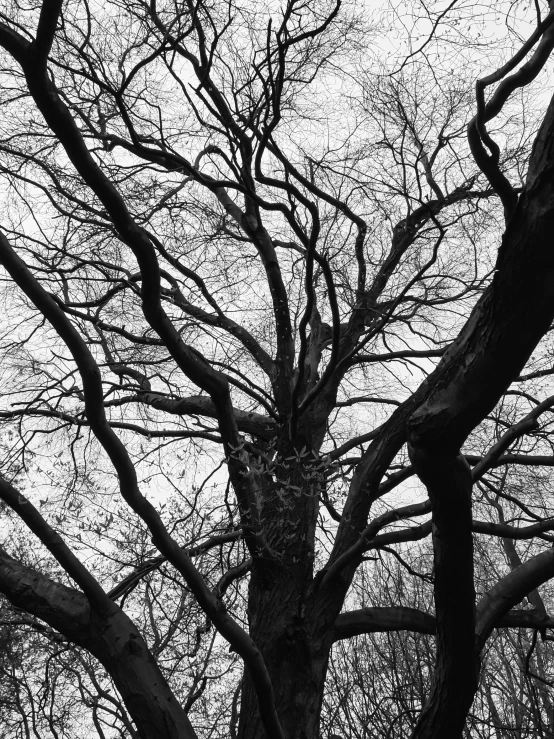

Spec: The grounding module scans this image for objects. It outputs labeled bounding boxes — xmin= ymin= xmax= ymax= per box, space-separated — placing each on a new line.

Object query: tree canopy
xmin=2 ymin=1 xmax=554 ymax=737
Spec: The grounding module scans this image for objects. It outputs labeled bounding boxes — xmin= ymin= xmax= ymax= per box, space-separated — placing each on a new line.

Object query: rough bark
xmin=238 ymin=572 xmax=328 ymax=739
xmin=238 ymin=439 xmax=324 ymax=739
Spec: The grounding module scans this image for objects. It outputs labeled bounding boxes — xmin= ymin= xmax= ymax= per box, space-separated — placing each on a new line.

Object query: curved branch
xmin=319 ymin=500 xmax=431 ymax=588
xmin=109 ymin=529 xmax=243 ymax=601
xmin=0 ymin=23 xmax=274 ymax=561
xmin=0 ymin=547 xmax=199 ymax=739
xmin=0 ymin=478 xmax=110 ymax=611
xmin=471 ymin=394 xmax=554 ymax=481
xmin=0 ymin=231 xmax=283 ymax=739
xmin=476 ymin=547 xmax=554 ymax=650
xmin=468 ymin=9 xmax=554 ymax=218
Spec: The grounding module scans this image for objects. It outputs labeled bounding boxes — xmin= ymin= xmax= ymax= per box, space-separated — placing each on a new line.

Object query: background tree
xmin=2 ymin=1 xmax=554 ymax=738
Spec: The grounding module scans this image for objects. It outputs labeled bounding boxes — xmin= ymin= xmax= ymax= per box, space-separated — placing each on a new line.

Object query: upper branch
xmin=0 ymin=19 xmax=276 ymax=559
xmin=31 ymin=0 xmax=63 ymax=66
xmin=468 ymin=6 xmax=554 ymax=219
xmin=0 ymin=477 xmax=110 ymax=611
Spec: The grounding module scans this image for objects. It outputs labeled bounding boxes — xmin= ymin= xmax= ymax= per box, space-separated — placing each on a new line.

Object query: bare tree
xmin=1 ymin=1 xmax=554 ymax=738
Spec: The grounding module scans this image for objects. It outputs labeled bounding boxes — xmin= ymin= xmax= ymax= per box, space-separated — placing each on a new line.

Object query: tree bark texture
xmin=238 ymin=572 xmax=329 ymax=739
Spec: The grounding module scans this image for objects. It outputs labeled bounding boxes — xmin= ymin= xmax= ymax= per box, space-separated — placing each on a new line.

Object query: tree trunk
xmin=408 ymin=450 xmax=478 ymax=739
xmin=238 ymin=568 xmax=330 ymax=739
xmin=236 ymin=438 xmax=329 ymax=739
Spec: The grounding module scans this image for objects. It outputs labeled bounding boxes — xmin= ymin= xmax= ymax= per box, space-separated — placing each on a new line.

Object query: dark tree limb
xmin=333 ymin=606 xmax=554 ymax=641
xmin=0 ymin=547 xmax=199 ymax=739
xmin=471 ymin=394 xmax=554 ymax=481
xmin=0 ymin=19 xmax=274 ymax=562
xmin=476 ymin=547 xmax=554 ymax=650
xmin=0 ymin=232 xmax=283 ymax=739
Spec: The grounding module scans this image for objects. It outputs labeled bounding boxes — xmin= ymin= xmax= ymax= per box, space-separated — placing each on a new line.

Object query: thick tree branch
xmin=0 ymin=407 xmax=222 ymax=442
xmin=0 ymin=478 xmax=111 ymax=611
xmin=0 ymin=547 xmax=199 ymax=739
xmin=0 ymin=231 xmax=283 ymax=739
xmin=0 ymin=23 xmax=273 ymax=562
xmin=134 ymin=393 xmax=277 ymax=439
xmin=31 ymin=0 xmax=63 ymax=66
xmin=333 ymin=606 xmax=554 ymax=641
xmin=476 ymin=547 xmax=554 ymax=650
